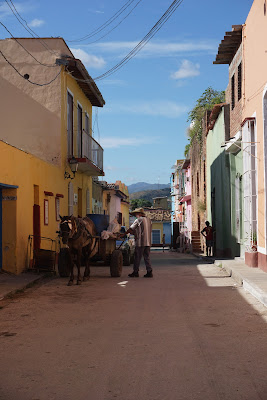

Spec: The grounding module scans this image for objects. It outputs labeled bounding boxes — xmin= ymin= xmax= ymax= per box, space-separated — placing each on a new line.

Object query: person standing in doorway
xmin=201 ymin=221 xmax=214 ymax=257
xmin=125 ymin=208 xmax=153 ymax=278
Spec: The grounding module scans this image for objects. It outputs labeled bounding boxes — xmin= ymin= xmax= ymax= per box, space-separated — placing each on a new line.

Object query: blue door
xmin=163 ymin=222 xmax=172 ymax=244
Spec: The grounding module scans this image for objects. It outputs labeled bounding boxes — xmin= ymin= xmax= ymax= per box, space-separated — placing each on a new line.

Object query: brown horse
xmin=59 ymin=215 xmax=98 ymax=286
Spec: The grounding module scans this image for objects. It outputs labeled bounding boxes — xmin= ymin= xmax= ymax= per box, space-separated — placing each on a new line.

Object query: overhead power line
xmin=4 ymin=0 xmax=60 ymax=57
xmin=0 ymin=20 xmax=58 ymax=67
xmin=67 ymin=0 xmax=139 ymax=43
xmin=67 ymin=0 xmax=184 ymax=82
xmin=84 ymin=0 xmax=143 ymax=45
xmin=94 ymin=0 xmax=184 ymax=81
xmin=0 ymin=49 xmax=62 ymax=86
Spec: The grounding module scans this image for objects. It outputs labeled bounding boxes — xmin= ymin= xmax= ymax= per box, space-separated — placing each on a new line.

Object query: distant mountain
xmin=128 ymin=182 xmax=170 ymax=194
xmin=129 ymin=188 xmax=171 ymax=203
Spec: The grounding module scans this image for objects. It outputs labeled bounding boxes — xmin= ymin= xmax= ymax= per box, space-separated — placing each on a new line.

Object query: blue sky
xmin=0 ymin=0 xmax=253 ymax=185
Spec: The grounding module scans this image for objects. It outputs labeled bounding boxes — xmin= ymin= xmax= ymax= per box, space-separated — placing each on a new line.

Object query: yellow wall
xmin=115 ymin=181 xmax=130 ymax=228
xmin=121 ymin=202 xmax=130 ymax=228
xmin=0 ymin=140 xmax=68 ymax=273
xmin=152 ymin=222 xmax=163 ymax=242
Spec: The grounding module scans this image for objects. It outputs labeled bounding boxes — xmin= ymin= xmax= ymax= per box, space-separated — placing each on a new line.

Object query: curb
xmin=1 ymin=273 xmax=50 ymax=301
xmin=215 ymin=261 xmax=244 ymax=286
xmin=214 ymin=260 xmax=267 ymax=308
xmin=242 ymin=280 xmax=267 ymax=308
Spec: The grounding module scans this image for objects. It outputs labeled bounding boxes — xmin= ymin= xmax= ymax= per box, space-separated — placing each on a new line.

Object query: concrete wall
xmin=0 ymin=38 xmax=69 ymax=166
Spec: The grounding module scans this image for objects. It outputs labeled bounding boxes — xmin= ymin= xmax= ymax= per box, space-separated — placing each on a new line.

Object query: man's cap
xmin=130 ymin=207 xmax=146 ymax=216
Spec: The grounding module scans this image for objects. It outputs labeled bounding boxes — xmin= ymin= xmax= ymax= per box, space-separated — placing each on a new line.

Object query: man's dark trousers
xmin=133 ymin=246 xmax=152 ymax=273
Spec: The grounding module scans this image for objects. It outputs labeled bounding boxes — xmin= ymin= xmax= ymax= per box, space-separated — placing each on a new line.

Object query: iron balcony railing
xmin=81 ymin=130 xmax=103 ymax=171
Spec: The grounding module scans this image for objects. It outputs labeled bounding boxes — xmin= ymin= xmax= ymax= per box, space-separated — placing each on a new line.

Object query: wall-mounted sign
xmin=74 ymin=193 xmax=78 ymax=205
xmin=44 ymin=199 xmax=49 ymax=225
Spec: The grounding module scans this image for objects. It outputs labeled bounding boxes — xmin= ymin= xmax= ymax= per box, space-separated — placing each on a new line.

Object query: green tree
xmin=185 ymin=87 xmax=225 ymax=156
xmin=139 ymin=199 xmax=152 ymax=208
xmin=130 ymin=198 xmax=152 ymax=210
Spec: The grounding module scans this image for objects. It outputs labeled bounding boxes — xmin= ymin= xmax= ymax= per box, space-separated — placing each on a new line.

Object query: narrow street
xmin=1 ymin=252 xmax=267 ymax=400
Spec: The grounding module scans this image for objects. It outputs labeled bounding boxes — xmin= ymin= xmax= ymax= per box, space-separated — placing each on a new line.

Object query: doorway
xmin=33 ymin=185 xmax=40 ymax=250
xmin=0 ymin=183 xmax=18 ymax=272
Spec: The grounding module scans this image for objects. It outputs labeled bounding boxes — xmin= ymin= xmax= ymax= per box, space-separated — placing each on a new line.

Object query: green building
xmin=206 ymin=104 xmax=244 ymax=258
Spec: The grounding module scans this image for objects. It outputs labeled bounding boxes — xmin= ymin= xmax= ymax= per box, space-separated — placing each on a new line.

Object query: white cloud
xmin=28 ymin=18 xmax=44 ymax=28
xmin=88 ymin=8 xmax=104 ymax=14
xmin=171 ymin=60 xmax=200 ymax=80
xmin=0 ymin=1 xmax=31 ymax=18
xmin=70 ymin=48 xmax=106 ymax=69
xmin=87 ymin=40 xmax=217 ymax=58
xmin=105 ymin=101 xmax=188 ymax=118
xmin=100 ymin=136 xmax=154 ymax=149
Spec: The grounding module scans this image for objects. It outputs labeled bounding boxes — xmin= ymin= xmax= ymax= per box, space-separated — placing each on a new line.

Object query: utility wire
xmin=94 ymin=0 xmax=184 ymax=81
xmin=67 ymin=0 xmax=138 ymax=43
xmin=85 ymin=0 xmax=143 ymax=45
xmin=67 ymin=0 xmax=184 ymax=82
xmin=5 ymin=0 xmax=60 ymax=56
xmin=0 ymin=49 xmax=62 ymax=86
xmin=0 ymin=20 xmax=58 ymax=67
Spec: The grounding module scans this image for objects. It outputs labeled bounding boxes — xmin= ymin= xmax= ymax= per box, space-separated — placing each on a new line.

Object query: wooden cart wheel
xmin=110 ymin=249 xmax=123 ymax=277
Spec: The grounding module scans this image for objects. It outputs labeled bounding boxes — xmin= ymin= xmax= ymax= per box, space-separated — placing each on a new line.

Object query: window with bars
xmin=238 ymin=63 xmax=242 ymax=101
xmin=231 ymin=74 xmax=235 ymax=110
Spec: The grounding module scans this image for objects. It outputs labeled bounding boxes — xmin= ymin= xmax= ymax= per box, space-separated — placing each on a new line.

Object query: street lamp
xmin=64 ymin=157 xmax=78 ymax=179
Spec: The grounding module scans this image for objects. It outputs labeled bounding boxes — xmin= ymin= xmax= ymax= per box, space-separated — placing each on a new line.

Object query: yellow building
xmin=0 ymin=37 xmax=105 ymax=273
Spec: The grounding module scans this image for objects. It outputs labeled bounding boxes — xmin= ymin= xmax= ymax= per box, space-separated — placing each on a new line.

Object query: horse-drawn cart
xmin=58 ymin=214 xmax=124 ymax=278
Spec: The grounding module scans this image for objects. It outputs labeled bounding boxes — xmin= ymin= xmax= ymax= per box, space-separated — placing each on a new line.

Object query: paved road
xmin=1 ymin=252 xmax=267 ymax=400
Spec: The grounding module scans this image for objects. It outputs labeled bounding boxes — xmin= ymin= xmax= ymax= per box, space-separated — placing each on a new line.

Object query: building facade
xmin=242 ymin=0 xmax=266 ymax=269
xmin=0 ymin=37 xmax=105 ymax=273
xmin=102 ymin=181 xmax=130 ymax=228
xmin=214 ymin=25 xmax=245 ymax=258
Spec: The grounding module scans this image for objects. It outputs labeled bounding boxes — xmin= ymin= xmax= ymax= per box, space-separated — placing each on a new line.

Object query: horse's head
xmin=59 ymin=215 xmax=77 ymax=244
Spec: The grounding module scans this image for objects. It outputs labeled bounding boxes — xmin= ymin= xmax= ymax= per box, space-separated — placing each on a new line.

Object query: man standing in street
xmin=201 ymin=221 xmax=214 ymax=257
xmin=125 ymin=207 xmax=153 ymax=278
